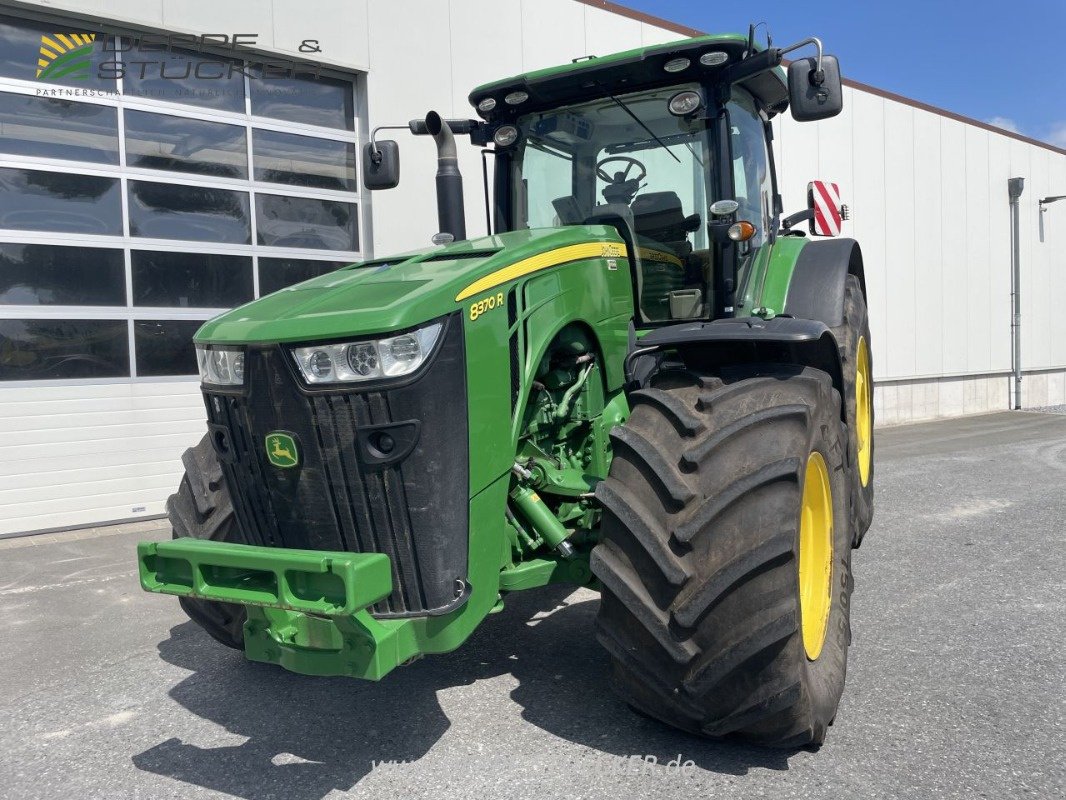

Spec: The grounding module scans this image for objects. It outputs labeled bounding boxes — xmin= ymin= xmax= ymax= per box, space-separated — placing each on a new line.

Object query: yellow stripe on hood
xmin=455 ymin=242 xmax=624 ymax=301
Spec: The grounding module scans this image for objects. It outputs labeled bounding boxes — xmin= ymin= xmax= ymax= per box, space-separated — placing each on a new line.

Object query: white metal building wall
xmin=773 ymin=86 xmax=1066 ymax=422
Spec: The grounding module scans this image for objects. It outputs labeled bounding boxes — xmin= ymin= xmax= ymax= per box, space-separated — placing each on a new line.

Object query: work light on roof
xmin=494 ymin=125 xmax=518 ymax=147
xmin=504 ymin=91 xmax=529 ymax=105
xmin=668 ymin=90 xmax=702 ymax=117
xmin=700 ymin=51 xmax=729 ymax=66
xmin=477 ymin=97 xmax=496 ymax=112
xmin=663 ymin=57 xmax=690 ymax=73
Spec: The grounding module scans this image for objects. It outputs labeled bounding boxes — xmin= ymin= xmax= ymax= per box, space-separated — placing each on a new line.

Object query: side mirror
xmin=362 ymin=141 xmax=400 ymax=190
xmin=788 ymin=54 xmax=843 ymax=122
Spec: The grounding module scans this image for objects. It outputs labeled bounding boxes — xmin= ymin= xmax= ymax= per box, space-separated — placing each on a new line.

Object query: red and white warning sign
xmin=808 ymin=180 xmax=843 ymax=237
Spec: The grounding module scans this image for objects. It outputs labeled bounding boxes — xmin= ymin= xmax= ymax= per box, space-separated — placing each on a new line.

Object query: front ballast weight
xmin=138 ymin=538 xmax=425 ymax=679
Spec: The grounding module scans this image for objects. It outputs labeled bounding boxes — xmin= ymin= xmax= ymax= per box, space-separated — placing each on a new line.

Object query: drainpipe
xmin=1008 ymin=177 xmax=1024 ymax=410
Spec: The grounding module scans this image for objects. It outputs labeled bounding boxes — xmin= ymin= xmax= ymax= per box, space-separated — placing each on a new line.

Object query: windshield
xmin=511 ymin=84 xmax=715 ymax=323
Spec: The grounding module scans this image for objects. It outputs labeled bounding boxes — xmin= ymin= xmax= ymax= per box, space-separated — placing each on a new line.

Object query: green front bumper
xmin=138 ymin=538 xmax=422 ymax=679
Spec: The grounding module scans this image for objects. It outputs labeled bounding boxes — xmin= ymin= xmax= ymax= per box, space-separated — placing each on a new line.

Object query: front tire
xmin=592 ymin=365 xmax=852 ymax=747
xmin=166 ymin=434 xmax=247 ymax=650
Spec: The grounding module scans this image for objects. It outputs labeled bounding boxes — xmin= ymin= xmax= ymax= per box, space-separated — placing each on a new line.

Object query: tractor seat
xmin=631 ymin=191 xmax=701 ymax=243
xmin=584 ymin=204 xmax=638 ymax=254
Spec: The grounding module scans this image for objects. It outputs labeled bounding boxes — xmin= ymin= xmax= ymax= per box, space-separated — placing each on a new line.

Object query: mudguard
xmin=782 ymin=238 xmax=866 ymax=328
xmin=627 ymin=316 xmax=845 ymax=416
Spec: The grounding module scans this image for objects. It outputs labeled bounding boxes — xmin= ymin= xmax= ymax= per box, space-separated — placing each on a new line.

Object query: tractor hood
xmin=195 ymin=226 xmax=621 ymax=344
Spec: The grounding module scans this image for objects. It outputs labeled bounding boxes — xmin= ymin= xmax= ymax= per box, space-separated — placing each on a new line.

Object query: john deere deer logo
xmin=265 ymin=432 xmax=299 ymax=468
xmin=36 ymin=33 xmax=96 ymax=82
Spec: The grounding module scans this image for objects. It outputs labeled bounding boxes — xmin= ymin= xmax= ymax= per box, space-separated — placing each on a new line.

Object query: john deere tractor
xmin=139 ymin=29 xmax=874 ymax=748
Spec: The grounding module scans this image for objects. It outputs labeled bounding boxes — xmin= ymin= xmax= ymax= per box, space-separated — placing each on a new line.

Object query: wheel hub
xmin=856 ymin=336 xmax=872 ymax=486
xmin=799 ymin=451 xmax=833 ymax=661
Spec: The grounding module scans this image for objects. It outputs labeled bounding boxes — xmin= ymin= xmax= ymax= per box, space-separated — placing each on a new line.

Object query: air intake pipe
xmin=424 ymin=111 xmax=466 ymax=241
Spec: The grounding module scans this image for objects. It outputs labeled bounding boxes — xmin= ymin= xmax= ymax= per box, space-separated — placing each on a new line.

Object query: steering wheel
xmin=596 ymin=155 xmax=647 ymax=186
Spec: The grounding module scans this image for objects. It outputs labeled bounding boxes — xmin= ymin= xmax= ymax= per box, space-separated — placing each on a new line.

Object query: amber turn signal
xmin=728 ymin=220 xmax=757 ymax=242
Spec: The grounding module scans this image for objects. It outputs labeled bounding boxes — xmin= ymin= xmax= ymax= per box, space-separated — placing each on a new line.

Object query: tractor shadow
xmin=132 ymin=587 xmax=794 ymax=799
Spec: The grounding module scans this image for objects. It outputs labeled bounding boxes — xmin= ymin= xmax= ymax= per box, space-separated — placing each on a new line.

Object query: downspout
xmin=1008 ymin=177 xmax=1024 ymax=410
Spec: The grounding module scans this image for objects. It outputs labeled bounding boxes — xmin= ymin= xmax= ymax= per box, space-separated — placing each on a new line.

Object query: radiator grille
xmin=203 ymin=315 xmax=468 ymax=617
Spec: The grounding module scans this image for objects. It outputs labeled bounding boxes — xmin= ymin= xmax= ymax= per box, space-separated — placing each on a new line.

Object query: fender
xmin=627 ymin=317 xmax=846 ymax=421
xmin=782 ymin=238 xmax=866 ymax=328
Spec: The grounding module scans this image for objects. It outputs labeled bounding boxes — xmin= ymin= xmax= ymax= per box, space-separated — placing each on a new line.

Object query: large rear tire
xmin=592 ymin=365 xmax=852 ymax=747
xmin=832 ymin=274 xmax=874 ymax=545
xmin=166 ymin=434 xmax=247 ymax=650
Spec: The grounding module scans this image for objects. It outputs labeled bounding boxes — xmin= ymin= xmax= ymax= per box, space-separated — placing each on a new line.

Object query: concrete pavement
xmin=1 ymin=411 xmax=1063 ymax=799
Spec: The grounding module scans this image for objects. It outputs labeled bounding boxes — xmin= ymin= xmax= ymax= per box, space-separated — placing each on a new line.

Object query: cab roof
xmin=469 ymin=34 xmax=789 ymax=120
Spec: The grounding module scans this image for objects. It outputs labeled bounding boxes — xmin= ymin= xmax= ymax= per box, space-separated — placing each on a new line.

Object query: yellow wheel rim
xmin=856 ymin=336 xmax=872 ymax=487
xmin=799 ymin=451 xmax=833 ymax=661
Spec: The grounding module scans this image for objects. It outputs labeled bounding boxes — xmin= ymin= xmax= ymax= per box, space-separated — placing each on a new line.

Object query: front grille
xmin=204 ymin=314 xmax=469 ymax=617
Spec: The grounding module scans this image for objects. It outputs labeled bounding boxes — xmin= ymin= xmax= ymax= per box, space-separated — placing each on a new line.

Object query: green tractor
xmin=139 ymin=29 xmax=875 ymax=748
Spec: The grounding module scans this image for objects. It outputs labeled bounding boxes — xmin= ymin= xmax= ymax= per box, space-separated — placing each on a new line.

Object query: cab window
xmin=727 ymin=88 xmax=772 ymax=261
xmin=512 ymin=85 xmax=715 ymax=324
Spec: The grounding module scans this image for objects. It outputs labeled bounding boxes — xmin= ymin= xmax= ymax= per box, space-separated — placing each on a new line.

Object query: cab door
xmin=726 ymin=87 xmax=775 ymax=314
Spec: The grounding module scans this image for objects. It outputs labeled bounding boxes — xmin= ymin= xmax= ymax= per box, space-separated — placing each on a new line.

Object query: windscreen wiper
xmin=607 ymin=94 xmax=681 ymax=164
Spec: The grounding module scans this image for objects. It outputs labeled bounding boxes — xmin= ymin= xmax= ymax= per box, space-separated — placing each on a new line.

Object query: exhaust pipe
xmin=424 ymin=111 xmax=466 ymax=241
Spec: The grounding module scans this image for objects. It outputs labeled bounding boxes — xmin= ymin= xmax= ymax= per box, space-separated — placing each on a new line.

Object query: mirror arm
xmin=779 ymin=37 xmax=825 ymax=84
xmin=781 ymin=208 xmax=814 ymax=231
xmin=726 ymin=47 xmax=783 ymax=84
xmin=371 ymin=118 xmax=488 ymax=163
xmin=368 ymin=125 xmax=411 ymax=164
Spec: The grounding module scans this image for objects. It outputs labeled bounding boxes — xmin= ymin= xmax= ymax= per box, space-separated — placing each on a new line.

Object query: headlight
xmin=291 ymin=321 xmax=444 ymax=385
xmin=196 ymin=346 xmax=245 ymax=387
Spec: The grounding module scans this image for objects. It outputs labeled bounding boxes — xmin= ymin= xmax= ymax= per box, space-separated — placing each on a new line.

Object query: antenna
xmin=746 ymin=21 xmax=769 ymax=56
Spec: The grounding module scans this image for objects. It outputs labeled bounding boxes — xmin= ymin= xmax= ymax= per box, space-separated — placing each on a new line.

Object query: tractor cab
xmin=503 ymin=81 xmax=741 ymax=324
xmin=508 ymin=83 xmax=715 ymax=323
xmin=469 ymin=32 xmax=843 ymax=325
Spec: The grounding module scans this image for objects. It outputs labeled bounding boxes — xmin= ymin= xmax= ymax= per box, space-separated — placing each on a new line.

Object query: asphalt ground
xmin=1 ymin=411 xmax=1063 ymax=799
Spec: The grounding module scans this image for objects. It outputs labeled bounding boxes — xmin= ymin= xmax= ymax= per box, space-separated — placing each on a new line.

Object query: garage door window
xmin=0 ymin=243 xmax=125 ymax=306
xmin=0 ymin=92 xmax=119 ymax=164
xmin=0 ymin=14 xmax=116 ymax=89
xmin=0 ymin=168 xmax=122 ymax=235
xmin=258 ymin=257 xmax=347 ymax=295
xmin=124 ymin=111 xmax=247 ymax=178
xmin=0 ymin=318 xmax=129 ymax=379
xmin=131 ymin=251 xmax=253 ymax=308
